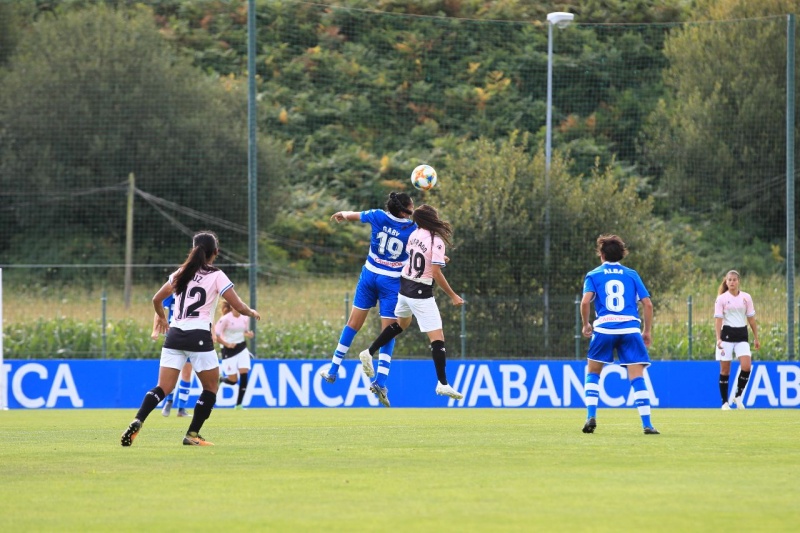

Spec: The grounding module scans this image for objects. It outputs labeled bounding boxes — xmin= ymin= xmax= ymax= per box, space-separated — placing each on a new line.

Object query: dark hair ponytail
xmin=412 ymin=204 xmax=453 ymax=246
xmin=386 ymin=192 xmax=413 ymax=217
xmin=173 ymin=231 xmax=219 ymax=295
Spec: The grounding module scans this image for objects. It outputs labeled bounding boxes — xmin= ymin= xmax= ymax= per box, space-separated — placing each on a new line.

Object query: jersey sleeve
xmin=359 ymin=209 xmax=377 ymax=225
xmin=582 ymin=274 xmax=596 ymax=295
xmin=215 ymin=316 xmax=227 ymax=337
xmin=745 ymin=293 xmax=756 ymax=317
xmin=431 ymin=235 xmax=446 ymax=266
xmin=714 ymin=296 xmax=724 ymax=318
xmin=215 ymin=270 xmax=234 ymax=296
xmin=631 ymin=271 xmax=650 ymax=301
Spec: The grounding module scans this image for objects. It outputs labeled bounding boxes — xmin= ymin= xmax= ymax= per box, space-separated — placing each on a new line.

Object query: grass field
xmin=1 ymin=408 xmax=798 ymax=532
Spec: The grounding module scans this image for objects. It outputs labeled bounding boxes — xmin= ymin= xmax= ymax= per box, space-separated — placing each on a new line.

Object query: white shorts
xmin=715 ymin=341 xmax=752 ymax=361
xmin=395 ymin=294 xmax=442 ymax=333
xmin=220 ymin=349 xmax=252 ymax=376
xmin=161 ymin=348 xmax=219 ymax=373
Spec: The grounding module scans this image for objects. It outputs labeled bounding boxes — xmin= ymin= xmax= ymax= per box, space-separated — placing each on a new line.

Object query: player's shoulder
xmin=738 ymin=290 xmax=754 ymax=301
xmin=585 ymin=264 xmax=605 ymax=277
xmin=408 ymin=227 xmax=424 ymax=239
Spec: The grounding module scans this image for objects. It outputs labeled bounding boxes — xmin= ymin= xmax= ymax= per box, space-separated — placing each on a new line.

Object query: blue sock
xmin=328 ymin=325 xmax=358 ymax=376
xmin=174 ymin=379 xmax=191 ymax=409
xmin=631 ymin=376 xmax=652 ymax=428
xmin=374 ymin=338 xmax=394 ymax=387
xmin=584 ymin=372 xmax=600 ymax=419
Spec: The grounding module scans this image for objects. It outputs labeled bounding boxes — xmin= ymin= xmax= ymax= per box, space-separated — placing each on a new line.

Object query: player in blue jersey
xmin=150 ymin=294 xmax=192 ymax=417
xmin=320 ymin=192 xmax=416 ymax=407
xmin=580 ymin=234 xmax=659 ymax=435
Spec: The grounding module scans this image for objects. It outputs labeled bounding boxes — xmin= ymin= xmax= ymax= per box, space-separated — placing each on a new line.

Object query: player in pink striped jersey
xmin=216 ymin=300 xmax=255 ymax=409
xmin=359 ymin=204 xmax=465 ymax=404
xmin=714 ymin=270 xmax=759 ymax=410
xmin=121 ymin=231 xmax=260 ymax=447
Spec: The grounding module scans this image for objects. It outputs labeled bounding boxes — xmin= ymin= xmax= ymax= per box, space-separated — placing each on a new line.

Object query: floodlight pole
xmin=247 ymin=0 xmax=259 ymax=354
xmin=787 ymin=14 xmax=796 ymax=360
xmin=544 ymin=12 xmax=574 ymax=354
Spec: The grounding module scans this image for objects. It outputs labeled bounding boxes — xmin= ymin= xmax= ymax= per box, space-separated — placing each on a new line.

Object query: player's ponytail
xmin=412 ymin=204 xmax=453 ymax=246
xmin=386 ymin=192 xmax=413 ymax=217
xmin=173 ymin=231 xmax=220 ymax=295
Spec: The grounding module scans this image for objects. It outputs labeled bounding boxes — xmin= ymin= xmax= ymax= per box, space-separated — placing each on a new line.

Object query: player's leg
xmin=717 ymin=342 xmax=733 ymax=409
xmin=427 ymin=330 xmax=463 ymax=400
xmin=122 ymin=352 xmax=183 ymax=446
xmin=323 ymin=308 xmax=366 ymax=382
xmin=372 ymin=277 xmax=402 ymax=388
xmin=620 ymin=334 xmax=658 ymax=434
xmin=175 ymin=361 xmax=193 ymax=417
xmin=626 ymin=364 xmax=658 ymax=434
xmin=404 ymin=297 xmax=461 ymax=399
xmin=361 ymin=314 xmax=409 ymax=383
xmin=235 ymin=351 xmax=252 ymax=409
xmin=583 ymin=359 xmax=604 ymax=433
xmin=361 ymin=294 xmax=412 ymax=377
xmin=161 ymin=392 xmax=174 ymax=417
xmin=732 ymin=347 xmax=752 ymax=408
xmin=324 ymin=272 xmax=376 ymax=382
xmin=219 ymin=356 xmax=238 ymax=386
xmin=583 ymin=334 xmax=613 ymax=433
xmin=368 ymin=322 xmax=395 ymax=407
xmin=183 ymin=351 xmax=220 ymax=446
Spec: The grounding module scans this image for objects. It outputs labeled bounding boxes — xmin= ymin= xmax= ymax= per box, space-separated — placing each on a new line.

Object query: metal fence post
xmin=101 ymin=290 xmax=107 ymax=359
xmin=687 ymin=295 xmax=693 ymax=360
xmin=574 ymin=295 xmax=581 ymax=360
xmin=344 ymin=292 xmax=349 ymax=324
xmin=460 ymin=293 xmax=467 ymax=359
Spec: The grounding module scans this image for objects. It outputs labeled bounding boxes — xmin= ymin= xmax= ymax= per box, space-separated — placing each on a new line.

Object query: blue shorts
xmin=352 ymin=267 xmax=401 ymax=319
xmin=586 ymin=331 xmax=651 ymax=367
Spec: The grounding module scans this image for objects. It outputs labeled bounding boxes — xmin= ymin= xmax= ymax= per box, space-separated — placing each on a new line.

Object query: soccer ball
xmin=410 ymin=164 xmax=438 ymax=191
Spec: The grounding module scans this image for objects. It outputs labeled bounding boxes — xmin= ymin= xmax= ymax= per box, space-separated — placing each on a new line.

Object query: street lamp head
xmin=547 ymin=12 xmax=574 ymax=28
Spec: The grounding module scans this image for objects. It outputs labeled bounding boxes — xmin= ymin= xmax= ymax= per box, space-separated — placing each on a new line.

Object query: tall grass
xmin=2 ymin=274 xmax=795 ymax=359
xmin=2 ymin=276 xmax=386 ymax=359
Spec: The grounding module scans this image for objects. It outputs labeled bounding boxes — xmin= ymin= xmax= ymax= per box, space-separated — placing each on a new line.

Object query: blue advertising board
xmin=2 ymin=359 xmax=799 ymax=409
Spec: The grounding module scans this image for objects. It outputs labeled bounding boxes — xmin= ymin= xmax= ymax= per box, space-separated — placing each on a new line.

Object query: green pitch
xmin=0 ymin=408 xmax=797 ymax=532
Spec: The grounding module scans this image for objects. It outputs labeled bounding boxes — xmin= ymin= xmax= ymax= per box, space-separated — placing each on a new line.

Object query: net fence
xmin=0 ymin=2 xmax=796 ymax=360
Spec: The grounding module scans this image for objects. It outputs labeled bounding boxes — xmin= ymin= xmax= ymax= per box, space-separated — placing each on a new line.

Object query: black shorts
xmin=163 ymin=328 xmax=214 ymax=352
xmin=400 ymin=277 xmax=434 ymax=299
xmin=221 ymin=341 xmax=248 ymax=360
xmin=721 ymin=326 xmax=748 ymax=343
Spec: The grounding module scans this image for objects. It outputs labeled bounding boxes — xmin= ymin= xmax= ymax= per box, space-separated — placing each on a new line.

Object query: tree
xmin=0 ymin=4 xmax=288 ymax=280
xmin=643 ymin=0 xmax=799 ymax=244
xmin=434 ymin=133 xmax=687 ymax=356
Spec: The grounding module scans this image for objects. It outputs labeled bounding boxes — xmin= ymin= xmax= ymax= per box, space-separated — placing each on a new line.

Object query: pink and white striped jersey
xmin=402 ymin=228 xmax=447 ymax=282
xmin=714 ymin=290 xmax=756 ymax=328
xmin=169 ymin=268 xmax=233 ymax=331
xmin=215 ymin=312 xmax=250 ymax=344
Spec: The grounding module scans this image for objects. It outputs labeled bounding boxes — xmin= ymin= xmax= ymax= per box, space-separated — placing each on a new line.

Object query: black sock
xmin=719 ymin=374 xmax=730 ymax=404
xmin=135 ymin=386 xmax=165 ymax=422
xmin=369 ymin=322 xmax=403 ymax=355
xmin=431 ymin=340 xmax=448 ymax=385
xmin=735 ymin=370 xmax=751 ymax=398
xmin=236 ymin=372 xmax=249 ymax=406
xmin=188 ymin=390 xmax=216 ymax=434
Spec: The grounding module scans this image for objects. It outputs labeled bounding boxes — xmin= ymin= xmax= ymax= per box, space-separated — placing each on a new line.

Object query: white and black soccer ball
xmin=410 ymin=164 xmax=438 ymax=191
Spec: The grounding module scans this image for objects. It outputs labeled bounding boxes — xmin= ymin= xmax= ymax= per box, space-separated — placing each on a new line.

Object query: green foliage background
xmin=1 ymin=0 xmax=798 ymax=359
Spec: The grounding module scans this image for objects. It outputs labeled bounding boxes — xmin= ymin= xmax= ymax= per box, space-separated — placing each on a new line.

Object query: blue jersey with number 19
xmin=361 ymin=210 xmax=417 ymax=277
xmin=583 ymin=261 xmax=650 ymax=334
